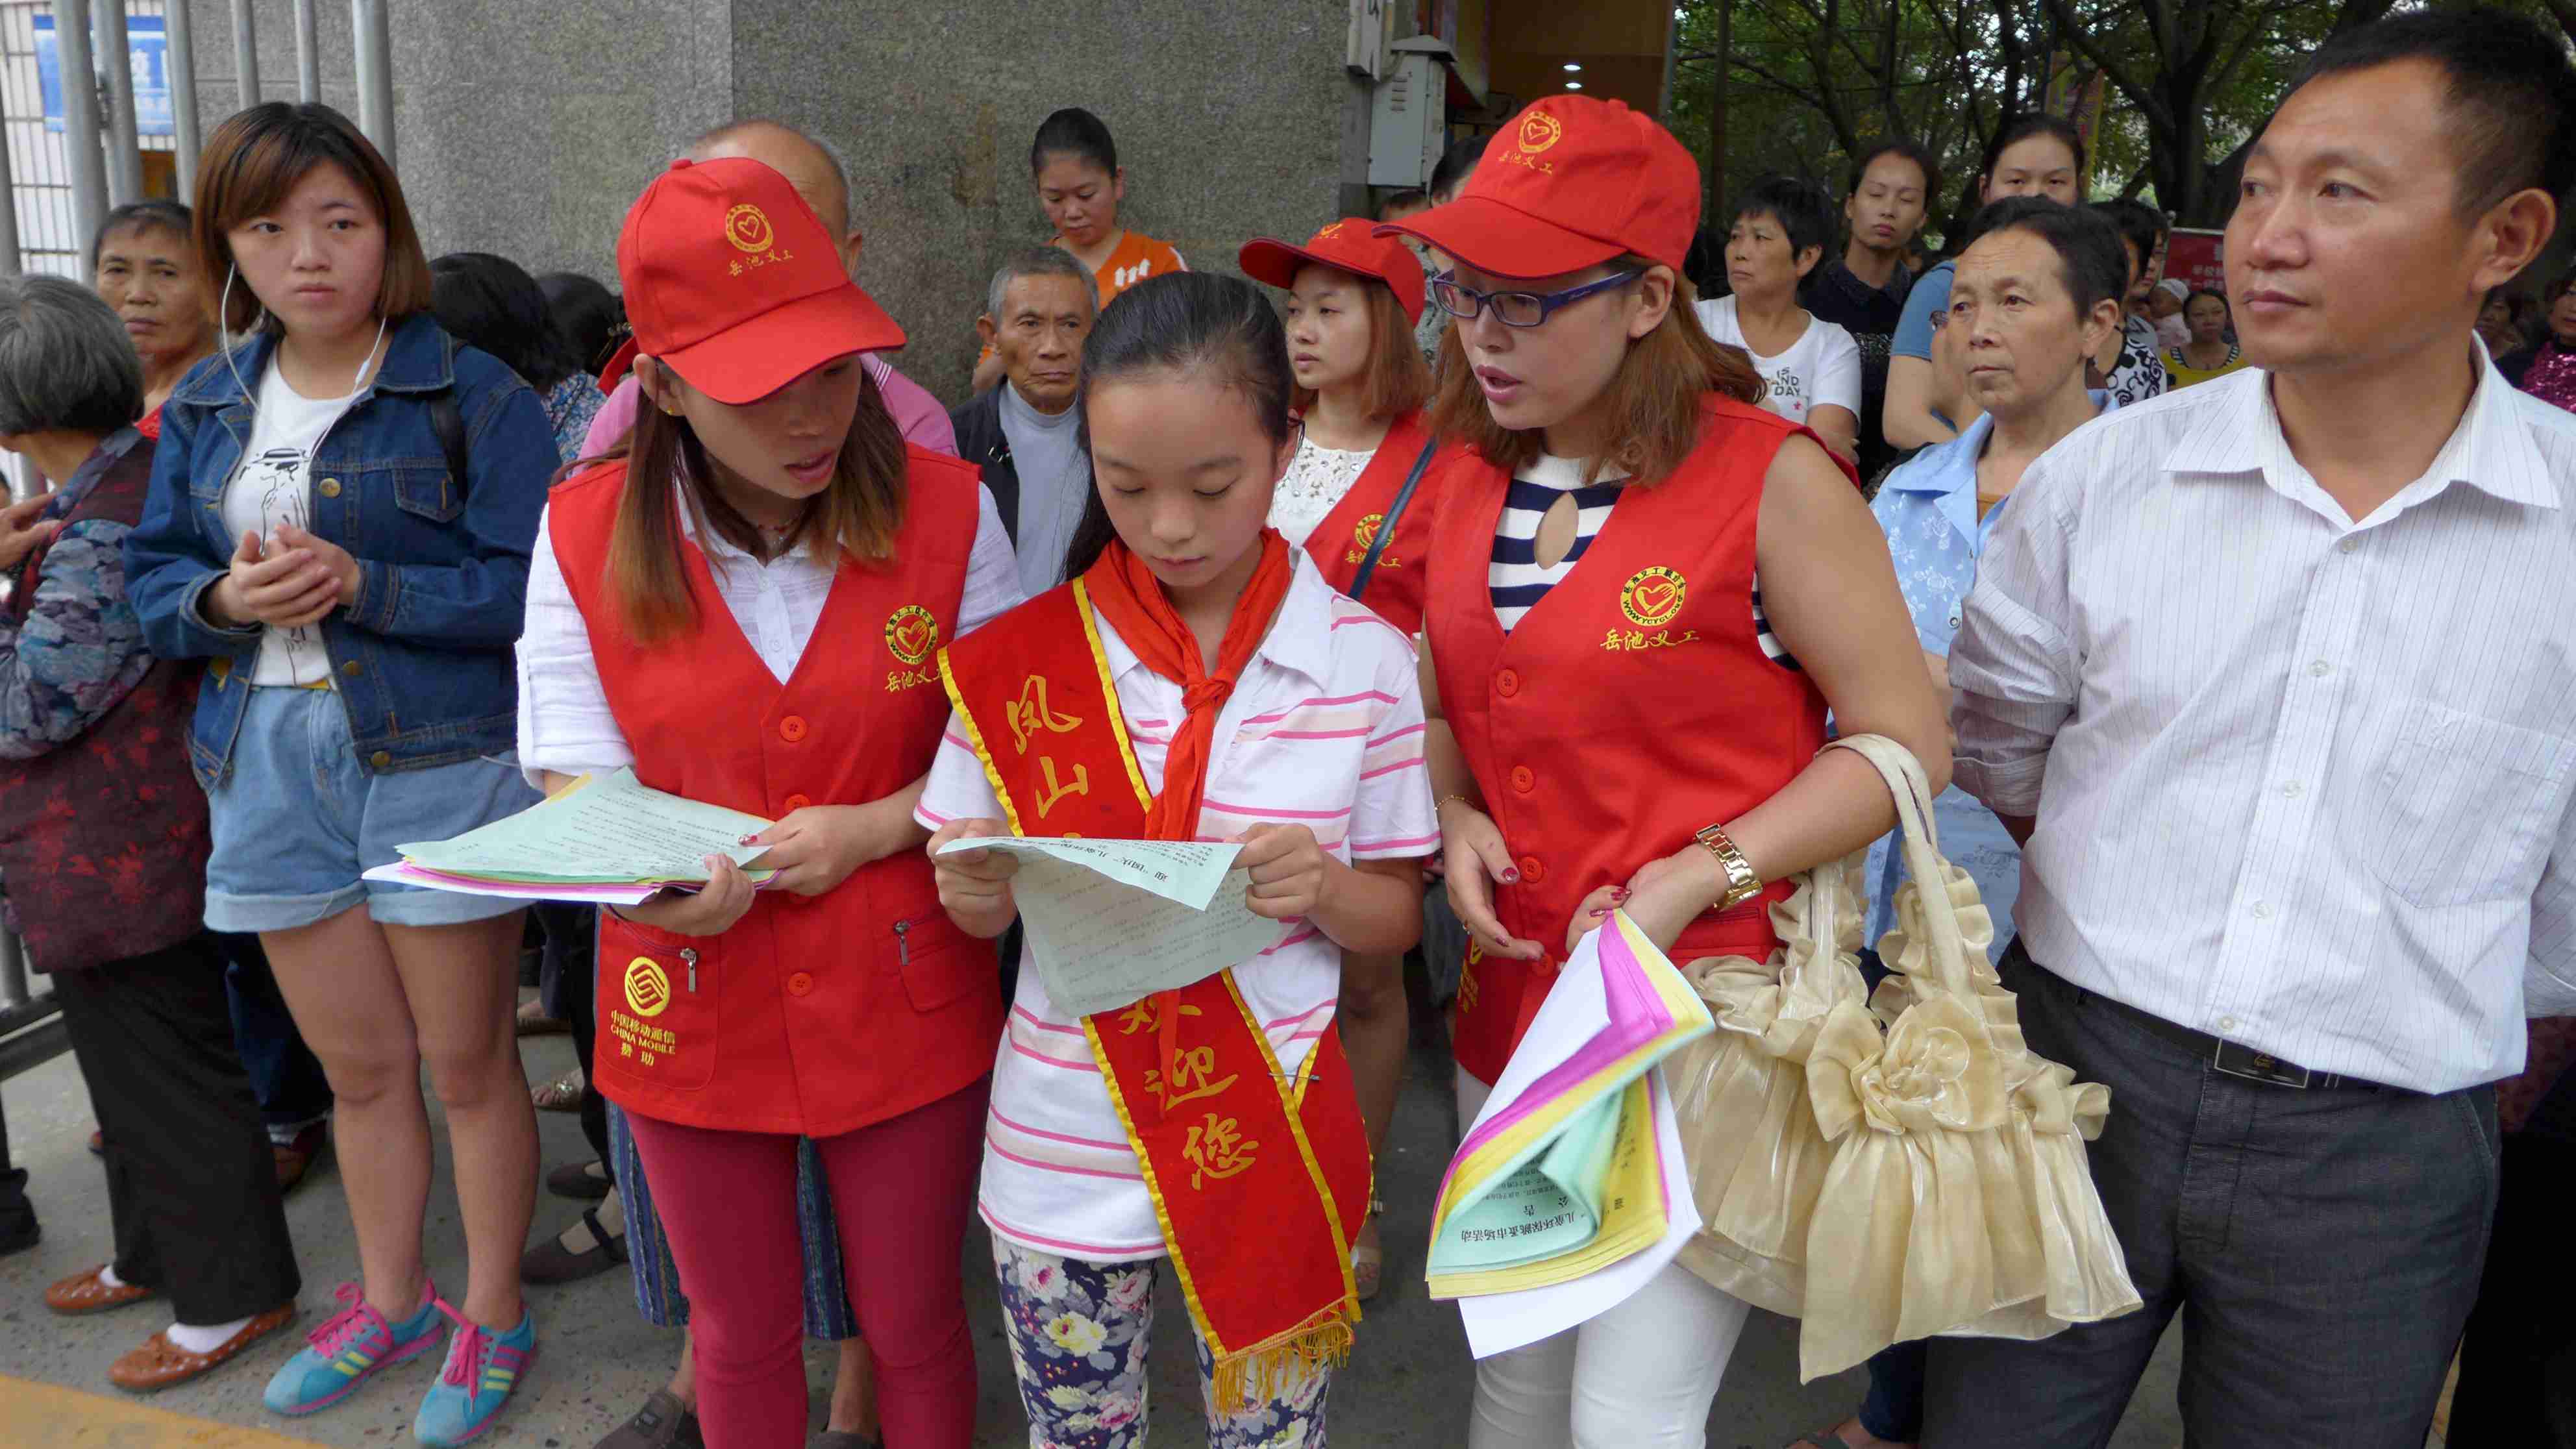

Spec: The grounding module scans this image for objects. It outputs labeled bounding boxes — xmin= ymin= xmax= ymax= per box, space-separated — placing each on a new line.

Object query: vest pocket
xmin=891 ymin=910 xmax=974 ymax=1013
xmin=596 ymin=913 xmax=719 ymax=1092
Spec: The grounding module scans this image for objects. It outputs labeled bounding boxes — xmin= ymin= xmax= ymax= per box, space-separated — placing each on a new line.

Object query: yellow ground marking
xmin=0 ymin=1374 xmax=325 ymax=1447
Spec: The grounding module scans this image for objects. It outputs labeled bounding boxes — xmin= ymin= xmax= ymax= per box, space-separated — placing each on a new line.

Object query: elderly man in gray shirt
xmin=950 ymin=247 xmax=1096 ymax=596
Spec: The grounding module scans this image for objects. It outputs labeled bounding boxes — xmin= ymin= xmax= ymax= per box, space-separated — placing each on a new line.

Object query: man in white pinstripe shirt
xmin=1924 ymin=11 xmax=2576 ymax=1446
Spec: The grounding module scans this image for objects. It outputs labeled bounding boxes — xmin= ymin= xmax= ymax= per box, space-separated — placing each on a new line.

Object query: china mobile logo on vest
xmin=612 ymin=956 xmax=679 ymax=1070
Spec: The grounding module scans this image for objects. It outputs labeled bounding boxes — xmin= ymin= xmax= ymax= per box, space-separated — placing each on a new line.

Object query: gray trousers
xmin=1922 ymin=941 xmax=2499 ymax=1449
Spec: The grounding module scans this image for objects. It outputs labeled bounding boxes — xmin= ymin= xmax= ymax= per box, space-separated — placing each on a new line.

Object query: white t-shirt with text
xmin=1694 ymin=295 xmax=1863 ymax=429
xmin=217 ymin=362 xmax=359 ymax=686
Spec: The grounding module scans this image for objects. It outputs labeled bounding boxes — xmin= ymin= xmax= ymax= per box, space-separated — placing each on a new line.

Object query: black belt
xmin=2007 ymin=941 xmax=2397 ymax=1094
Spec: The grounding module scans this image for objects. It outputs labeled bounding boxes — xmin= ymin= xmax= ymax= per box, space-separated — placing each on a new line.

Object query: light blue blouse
xmin=1860 ymin=393 xmax=2114 ymax=961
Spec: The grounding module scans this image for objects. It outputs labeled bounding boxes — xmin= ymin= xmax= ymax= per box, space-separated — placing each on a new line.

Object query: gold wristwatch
xmin=1693 ymin=824 xmax=1763 ymax=910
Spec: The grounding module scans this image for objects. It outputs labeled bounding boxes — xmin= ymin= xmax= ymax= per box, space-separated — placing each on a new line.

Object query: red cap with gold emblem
xmin=1376 ymin=96 xmax=1700 ymax=280
xmin=617 ymin=156 xmax=906 ymax=405
xmin=1238 ymin=219 xmax=1429 ymax=323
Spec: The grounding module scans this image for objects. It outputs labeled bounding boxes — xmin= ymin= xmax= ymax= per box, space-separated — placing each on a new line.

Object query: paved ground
xmin=0 ymin=1018 xmax=2193 ymax=1447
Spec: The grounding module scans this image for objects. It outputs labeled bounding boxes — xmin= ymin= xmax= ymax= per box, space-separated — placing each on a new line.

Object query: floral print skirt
xmin=993 ymin=1235 xmax=1333 ymax=1448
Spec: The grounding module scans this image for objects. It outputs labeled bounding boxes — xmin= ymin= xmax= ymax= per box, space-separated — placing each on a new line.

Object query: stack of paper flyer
xmin=1427 ymin=911 xmax=1715 ymax=1356
xmin=361 ymin=767 xmax=780 ymax=906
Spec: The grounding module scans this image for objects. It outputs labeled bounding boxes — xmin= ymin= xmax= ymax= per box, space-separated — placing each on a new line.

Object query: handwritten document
xmin=934 ymin=836 xmax=1285 ymax=1017
xmin=399 ymin=768 xmax=774 ymax=885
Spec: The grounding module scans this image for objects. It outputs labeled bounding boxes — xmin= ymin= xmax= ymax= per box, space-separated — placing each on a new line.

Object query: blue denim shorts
xmin=203 ymin=686 xmax=540 ymax=933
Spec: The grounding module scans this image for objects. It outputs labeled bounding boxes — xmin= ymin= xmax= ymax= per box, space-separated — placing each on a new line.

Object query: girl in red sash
xmin=922 ymin=271 xmax=1438 ymax=1446
xmin=1237 ymin=218 xmax=1446 ymax=1303
xmin=1378 ymin=97 xmax=1950 ymax=1446
xmin=514 ymin=158 xmax=1019 ymax=1448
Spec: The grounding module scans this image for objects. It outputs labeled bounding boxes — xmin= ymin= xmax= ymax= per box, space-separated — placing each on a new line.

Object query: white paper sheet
xmin=397 ymin=767 xmax=772 ymax=883
xmin=1456 ymin=1066 xmax=1704 ymax=1358
xmin=935 ymin=836 xmax=1285 ymax=1017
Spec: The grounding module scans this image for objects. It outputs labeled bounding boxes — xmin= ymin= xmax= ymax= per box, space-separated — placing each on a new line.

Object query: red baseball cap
xmin=616 ymin=156 xmax=906 ymax=406
xmin=1239 ymin=219 xmax=1428 ymax=323
xmin=1376 ymin=96 xmax=1700 ymax=280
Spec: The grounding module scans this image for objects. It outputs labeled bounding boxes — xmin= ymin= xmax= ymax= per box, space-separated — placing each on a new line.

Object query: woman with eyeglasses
xmin=1380 ymin=97 xmax=1948 ymax=1447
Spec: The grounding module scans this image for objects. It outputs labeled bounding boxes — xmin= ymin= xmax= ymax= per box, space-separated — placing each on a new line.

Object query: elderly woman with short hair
xmin=0 ymin=274 xmax=299 ymax=1392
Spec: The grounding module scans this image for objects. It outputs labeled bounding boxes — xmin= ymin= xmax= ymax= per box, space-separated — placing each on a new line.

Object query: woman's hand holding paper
xmin=1608 ymin=848 xmax=1726 ymax=958
xmin=928 ymin=817 xmax=1021 ymax=938
xmin=616 ymin=854 xmax=757 ymax=937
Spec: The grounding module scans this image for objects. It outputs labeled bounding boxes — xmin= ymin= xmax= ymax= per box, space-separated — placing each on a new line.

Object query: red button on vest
xmin=1509 ymin=765 xmax=1535 ymax=793
xmin=1496 ymin=669 xmax=1520 ymax=697
xmin=779 ymin=715 xmax=808 ymax=743
xmin=1518 ymin=855 xmax=1544 ymax=883
xmin=782 ymin=793 xmax=811 ymax=813
xmin=787 ymin=972 xmax=814 ymax=997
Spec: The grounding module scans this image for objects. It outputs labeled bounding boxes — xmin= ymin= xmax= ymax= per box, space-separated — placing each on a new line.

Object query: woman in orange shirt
xmin=972 ymin=107 xmax=1187 ymax=393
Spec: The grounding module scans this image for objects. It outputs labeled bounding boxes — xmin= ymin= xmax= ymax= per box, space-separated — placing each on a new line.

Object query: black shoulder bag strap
xmin=425 ymin=334 xmax=470 ymax=502
xmin=1347 ymin=438 xmax=1439 ymax=603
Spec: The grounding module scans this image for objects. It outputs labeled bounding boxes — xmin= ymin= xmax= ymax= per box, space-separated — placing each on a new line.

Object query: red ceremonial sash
xmin=936 ymin=580 xmax=1372 ymax=1409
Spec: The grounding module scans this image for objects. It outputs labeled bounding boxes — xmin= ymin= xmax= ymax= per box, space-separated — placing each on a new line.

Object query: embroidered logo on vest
xmin=1619 ymin=566 xmax=1687 ymax=628
xmin=1344 ymin=512 xmax=1402 ymax=568
xmin=883 ymin=605 xmax=941 ymax=692
xmin=885 ymin=605 xmax=939 ymax=665
xmin=623 ymin=956 xmax=671 ymax=1017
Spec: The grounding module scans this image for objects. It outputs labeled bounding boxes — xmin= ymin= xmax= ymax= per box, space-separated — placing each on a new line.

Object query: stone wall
xmin=729 ymin=0 xmax=1356 ymax=400
xmin=179 ymin=0 xmax=1360 ymax=404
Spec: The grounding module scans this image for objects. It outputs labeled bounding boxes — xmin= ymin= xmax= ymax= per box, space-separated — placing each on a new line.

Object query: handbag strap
xmin=1348 ymin=439 xmax=1438 ymax=602
xmin=1824 ymin=734 xmax=1978 ymax=997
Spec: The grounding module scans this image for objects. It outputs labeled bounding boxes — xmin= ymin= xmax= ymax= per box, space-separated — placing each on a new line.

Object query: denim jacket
xmin=123 ymin=312 xmax=556 ymax=786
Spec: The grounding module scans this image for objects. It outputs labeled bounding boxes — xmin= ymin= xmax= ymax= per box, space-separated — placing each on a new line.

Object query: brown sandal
xmin=45 ymin=1266 xmax=155 ymax=1316
xmin=107 ymin=1303 xmax=297 ymax=1392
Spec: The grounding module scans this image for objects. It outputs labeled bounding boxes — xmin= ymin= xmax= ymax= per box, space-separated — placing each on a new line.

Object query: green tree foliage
xmin=1669 ymin=0 xmax=2568 ymax=236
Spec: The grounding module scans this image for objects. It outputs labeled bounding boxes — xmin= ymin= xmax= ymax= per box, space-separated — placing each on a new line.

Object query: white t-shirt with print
xmin=217 ymin=362 xmax=360 ymax=686
xmin=1693 ymin=295 xmax=1863 ymax=428
xmin=913 ymin=552 xmax=1439 ymax=1263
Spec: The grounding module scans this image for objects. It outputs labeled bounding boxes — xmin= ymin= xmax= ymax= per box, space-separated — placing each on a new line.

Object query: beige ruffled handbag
xmin=1664 ymin=734 xmax=2140 ymax=1381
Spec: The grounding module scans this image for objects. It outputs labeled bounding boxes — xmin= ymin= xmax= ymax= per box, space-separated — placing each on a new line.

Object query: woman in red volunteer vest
xmin=921 ymin=272 xmax=1438 ymax=1446
xmin=514 ymin=157 xmax=1016 ymax=1449
xmin=1379 ymin=97 xmax=1950 ymax=1445
xmin=1237 ymin=218 xmax=1445 ymax=1302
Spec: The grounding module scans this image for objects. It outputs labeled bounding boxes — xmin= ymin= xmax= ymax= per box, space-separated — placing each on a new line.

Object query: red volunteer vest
xmin=1426 ymin=395 xmax=1839 ymax=1084
xmin=1298 ymin=410 xmax=1447 ymax=636
xmin=547 ymin=449 xmax=998 ymax=1137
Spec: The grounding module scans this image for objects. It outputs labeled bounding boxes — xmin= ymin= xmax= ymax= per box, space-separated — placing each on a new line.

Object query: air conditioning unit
xmin=1369 ymin=37 xmax=1454 ymax=188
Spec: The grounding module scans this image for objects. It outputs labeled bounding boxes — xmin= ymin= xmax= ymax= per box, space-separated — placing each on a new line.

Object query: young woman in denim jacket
xmin=123 ymin=103 xmax=559 ymax=1447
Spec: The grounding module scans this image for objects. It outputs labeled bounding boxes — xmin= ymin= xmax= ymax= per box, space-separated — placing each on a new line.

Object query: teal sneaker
xmin=262 ymin=1280 xmax=446 ymax=1416
xmin=412 ymin=1302 xmax=535 ymax=1446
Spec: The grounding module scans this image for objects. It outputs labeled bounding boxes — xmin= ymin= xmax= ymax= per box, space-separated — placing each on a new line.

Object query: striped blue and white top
xmin=1489 ymin=451 xmax=1796 ymax=667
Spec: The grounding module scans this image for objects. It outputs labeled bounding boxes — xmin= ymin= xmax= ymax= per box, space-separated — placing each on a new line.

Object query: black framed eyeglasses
xmin=1430 ymin=269 xmax=1644 ymax=328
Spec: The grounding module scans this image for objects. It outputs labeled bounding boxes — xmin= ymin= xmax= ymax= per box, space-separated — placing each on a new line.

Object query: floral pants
xmin=993 ymin=1235 xmax=1333 ymax=1448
